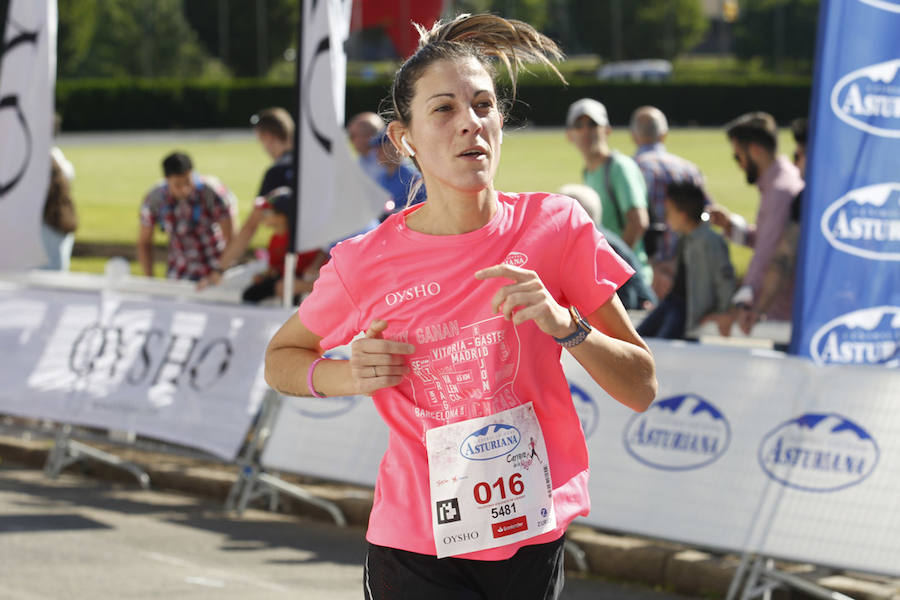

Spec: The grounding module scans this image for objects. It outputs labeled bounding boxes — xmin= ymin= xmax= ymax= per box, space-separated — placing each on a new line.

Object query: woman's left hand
xmin=475 ymin=264 xmax=575 ymax=339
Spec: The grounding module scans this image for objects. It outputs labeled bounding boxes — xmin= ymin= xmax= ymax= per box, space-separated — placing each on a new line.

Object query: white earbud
xmin=499 ymin=129 xmax=503 ymax=145
xmin=400 ymin=135 xmax=416 ymax=157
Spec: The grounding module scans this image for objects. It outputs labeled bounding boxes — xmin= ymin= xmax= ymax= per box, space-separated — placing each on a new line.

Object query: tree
xmin=491 ymin=0 xmax=550 ymax=31
xmin=184 ymin=0 xmax=298 ymax=77
xmin=733 ymin=0 xmax=819 ymax=70
xmin=564 ymin=0 xmax=708 ymax=60
xmin=57 ymin=0 xmax=212 ymax=78
xmin=443 ymin=0 xmax=553 ymax=40
xmin=57 ymin=0 xmax=98 ymax=77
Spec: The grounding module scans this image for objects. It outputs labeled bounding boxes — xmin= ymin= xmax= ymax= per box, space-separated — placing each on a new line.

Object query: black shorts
xmin=363 ymin=535 xmax=566 ymax=600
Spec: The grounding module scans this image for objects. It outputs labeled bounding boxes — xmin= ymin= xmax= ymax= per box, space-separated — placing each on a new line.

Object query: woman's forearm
xmin=264 ymin=347 xmax=358 ymax=398
xmin=568 ymin=332 xmax=656 ymax=412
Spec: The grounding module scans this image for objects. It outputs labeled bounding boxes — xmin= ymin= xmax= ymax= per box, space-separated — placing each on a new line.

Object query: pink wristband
xmin=307 ymin=357 xmax=326 ymax=398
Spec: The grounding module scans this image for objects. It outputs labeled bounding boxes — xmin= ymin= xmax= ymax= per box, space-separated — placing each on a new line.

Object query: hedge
xmin=56 ymin=78 xmax=812 ymax=131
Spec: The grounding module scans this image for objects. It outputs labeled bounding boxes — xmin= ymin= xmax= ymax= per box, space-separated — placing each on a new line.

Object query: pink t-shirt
xmin=298 ymin=191 xmax=633 ymax=560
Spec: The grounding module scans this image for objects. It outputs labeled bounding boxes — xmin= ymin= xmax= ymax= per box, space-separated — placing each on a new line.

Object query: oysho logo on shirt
xmin=857 ymin=0 xmax=900 ymax=12
xmin=384 ymin=282 xmax=441 ymax=306
xmin=758 ymin=413 xmax=879 ymax=492
xmin=821 ymin=183 xmax=900 ymax=261
xmin=810 ymin=306 xmax=900 ymax=366
xmin=831 ymin=59 xmax=900 ymax=138
xmin=623 ymin=394 xmax=731 ymax=471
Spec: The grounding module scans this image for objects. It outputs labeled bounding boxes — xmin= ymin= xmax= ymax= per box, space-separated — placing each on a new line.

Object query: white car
xmin=597 ymin=59 xmax=673 ymax=82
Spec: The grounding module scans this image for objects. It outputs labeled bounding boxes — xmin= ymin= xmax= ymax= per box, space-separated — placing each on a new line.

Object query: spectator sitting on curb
xmin=637 ymin=182 xmax=736 ymax=340
xmin=559 ymin=183 xmax=656 ymax=311
xmin=138 ymin=152 xmax=236 ymax=281
xmin=198 ymin=187 xmax=326 ymax=304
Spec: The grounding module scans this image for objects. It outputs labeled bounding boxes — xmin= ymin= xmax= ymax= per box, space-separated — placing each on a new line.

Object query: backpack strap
xmin=602 ymin=152 xmax=626 ymax=232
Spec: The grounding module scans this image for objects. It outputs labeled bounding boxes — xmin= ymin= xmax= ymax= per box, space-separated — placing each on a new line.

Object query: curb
xmin=2 ymin=434 xmax=898 ymax=600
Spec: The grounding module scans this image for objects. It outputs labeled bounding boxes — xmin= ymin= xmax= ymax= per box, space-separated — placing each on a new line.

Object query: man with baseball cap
xmin=566 ymin=98 xmax=652 ymax=286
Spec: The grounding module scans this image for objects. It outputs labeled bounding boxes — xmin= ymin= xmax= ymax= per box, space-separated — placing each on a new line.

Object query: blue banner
xmin=791 ymin=0 xmax=900 ymax=366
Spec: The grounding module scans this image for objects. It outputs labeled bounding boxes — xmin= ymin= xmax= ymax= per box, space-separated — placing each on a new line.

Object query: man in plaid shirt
xmin=138 ymin=152 xmax=235 ymax=281
xmin=630 ymin=106 xmax=710 ymax=299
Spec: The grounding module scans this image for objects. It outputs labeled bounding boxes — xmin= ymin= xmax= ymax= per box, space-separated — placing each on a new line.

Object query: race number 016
xmin=473 ymin=473 xmax=524 ymax=505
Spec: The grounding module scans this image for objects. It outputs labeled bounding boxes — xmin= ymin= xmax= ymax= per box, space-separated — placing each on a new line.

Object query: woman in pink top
xmin=265 ymin=14 xmax=657 ymax=599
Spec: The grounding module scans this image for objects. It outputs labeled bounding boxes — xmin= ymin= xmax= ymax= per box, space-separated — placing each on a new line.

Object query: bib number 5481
xmin=473 ymin=473 xmax=524 ymax=505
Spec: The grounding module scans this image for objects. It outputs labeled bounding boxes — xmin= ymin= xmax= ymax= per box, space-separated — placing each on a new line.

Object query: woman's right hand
xmin=349 ymin=319 xmax=415 ymax=395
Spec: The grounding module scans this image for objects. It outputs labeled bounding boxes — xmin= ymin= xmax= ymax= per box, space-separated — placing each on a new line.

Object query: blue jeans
xmin=637 ymin=294 xmax=687 ymax=340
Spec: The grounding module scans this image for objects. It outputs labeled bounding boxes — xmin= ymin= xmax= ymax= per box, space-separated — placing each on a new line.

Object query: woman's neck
xmin=405 ymin=186 xmax=498 ymax=235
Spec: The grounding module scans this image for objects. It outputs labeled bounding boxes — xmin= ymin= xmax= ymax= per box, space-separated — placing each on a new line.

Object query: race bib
xmin=426 ymin=402 xmax=556 ymax=558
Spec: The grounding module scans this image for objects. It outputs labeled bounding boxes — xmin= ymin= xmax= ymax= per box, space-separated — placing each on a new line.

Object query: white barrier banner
xmin=262 ymin=340 xmax=900 ymax=577
xmin=0 ymin=287 xmax=290 ymax=460
xmin=261 ymin=345 xmax=388 ymax=487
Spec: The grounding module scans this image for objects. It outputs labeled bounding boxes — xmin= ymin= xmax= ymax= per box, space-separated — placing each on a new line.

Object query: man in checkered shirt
xmin=137 ymin=152 xmax=236 ymax=281
xmin=630 ymin=106 xmax=710 ymax=300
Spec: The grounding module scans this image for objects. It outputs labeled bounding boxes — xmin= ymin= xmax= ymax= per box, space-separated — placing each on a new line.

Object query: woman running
xmin=265 ymin=13 xmax=657 ymax=599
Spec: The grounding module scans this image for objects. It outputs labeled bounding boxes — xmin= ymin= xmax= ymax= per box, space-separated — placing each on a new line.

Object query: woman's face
xmin=403 ymin=57 xmax=503 ymax=197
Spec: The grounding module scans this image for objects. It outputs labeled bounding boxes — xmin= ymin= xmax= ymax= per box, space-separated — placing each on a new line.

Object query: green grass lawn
xmin=63 ymin=128 xmax=802 ymax=277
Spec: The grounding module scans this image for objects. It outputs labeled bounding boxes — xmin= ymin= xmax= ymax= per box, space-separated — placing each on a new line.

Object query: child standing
xmin=638 ymin=181 xmax=735 ymax=339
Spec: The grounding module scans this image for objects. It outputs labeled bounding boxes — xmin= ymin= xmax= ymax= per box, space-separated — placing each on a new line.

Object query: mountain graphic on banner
xmin=788 ymin=413 xmax=873 ymax=441
xmin=821 ymin=182 xmax=900 ymax=261
xmin=810 ymin=306 xmax=900 ymax=366
xmin=831 ymin=58 xmax=900 ymax=138
xmin=655 ymin=394 xmax=725 ymax=421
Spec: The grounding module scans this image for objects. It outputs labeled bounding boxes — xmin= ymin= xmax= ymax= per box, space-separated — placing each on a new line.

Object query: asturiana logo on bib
xmin=810 ymin=306 xmax=900 ymax=366
xmin=857 ymin=0 xmax=900 ymax=12
xmin=758 ymin=413 xmax=879 ymax=492
xmin=460 ymin=423 xmax=521 ymax=461
xmin=623 ymin=394 xmax=731 ymax=471
xmin=831 ymin=59 xmax=900 ymax=138
xmin=821 ymin=183 xmax=900 ymax=261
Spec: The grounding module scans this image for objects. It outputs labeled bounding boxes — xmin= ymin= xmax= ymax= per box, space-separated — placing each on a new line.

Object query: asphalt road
xmin=0 ymin=465 xmax=698 ymax=599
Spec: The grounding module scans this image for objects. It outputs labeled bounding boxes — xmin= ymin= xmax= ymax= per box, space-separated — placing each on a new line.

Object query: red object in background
xmin=268 ymin=232 xmax=321 ymax=276
xmin=354 ymin=0 xmax=446 ymax=59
